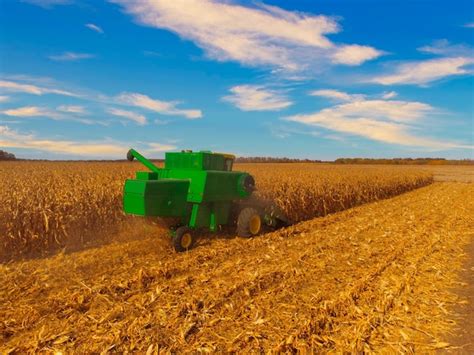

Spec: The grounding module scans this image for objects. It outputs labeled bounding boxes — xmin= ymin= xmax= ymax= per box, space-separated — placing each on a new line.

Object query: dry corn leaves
xmin=0 ymin=162 xmax=433 ymax=261
xmin=1 ymin=182 xmax=473 ymax=353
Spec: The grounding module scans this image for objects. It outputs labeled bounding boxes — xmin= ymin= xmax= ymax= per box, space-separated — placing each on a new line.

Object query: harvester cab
xmin=123 ymin=149 xmax=287 ymax=252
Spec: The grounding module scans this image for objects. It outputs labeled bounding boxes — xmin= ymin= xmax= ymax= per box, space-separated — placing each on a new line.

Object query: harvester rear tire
xmin=173 ymin=226 xmax=195 ymax=252
xmin=237 ymin=207 xmax=262 ymax=237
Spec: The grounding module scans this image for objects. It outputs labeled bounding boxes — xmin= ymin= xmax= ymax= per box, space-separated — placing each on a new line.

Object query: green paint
xmin=123 ymin=149 xmax=254 ymax=232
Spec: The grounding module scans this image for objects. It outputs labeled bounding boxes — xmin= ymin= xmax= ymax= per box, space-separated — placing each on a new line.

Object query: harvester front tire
xmin=237 ymin=207 xmax=262 ymax=237
xmin=173 ymin=226 xmax=195 ymax=252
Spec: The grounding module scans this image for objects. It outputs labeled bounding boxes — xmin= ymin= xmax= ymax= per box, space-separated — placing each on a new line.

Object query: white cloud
xmin=370 ymin=57 xmax=474 ymax=85
xmin=57 ymin=105 xmax=86 ymax=114
xmin=0 ymin=96 xmax=10 ymax=103
xmin=324 ymin=99 xmax=433 ymax=123
xmin=117 ymin=92 xmax=202 ymax=119
xmin=2 ymin=106 xmax=59 ymax=118
xmin=146 ymin=142 xmax=177 ymax=152
xmin=331 ymin=44 xmax=384 ymax=66
xmin=381 ymin=91 xmax=397 ymax=99
xmin=222 ymin=85 xmax=292 ymax=111
xmin=418 ymin=39 xmax=473 ymax=57
xmin=49 ymin=52 xmax=95 ymax=61
xmin=85 ymin=23 xmax=104 ymax=34
xmin=111 ymin=0 xmax=382 ymax=72
xmin=284 ymin=94 xmax=471 ymax=150
xmin=309 ymin=89 xmax=364 ymax=102
xmin=0 ymin=125 xmax=125 ymax=157
xmin=107 ymin=107 xmax=147 ymax=125
xmin=1 ymin=76 xmax=203 ymax=125
xmin=464 ymin=22 xmax=474 ymax=28
xmin=0 ymin=79 xmax=77 ymax=96
xmin=0 ymin=125 xmax=177 ymax=158
xmin=1 ymin=106 xmax=102 ymax=125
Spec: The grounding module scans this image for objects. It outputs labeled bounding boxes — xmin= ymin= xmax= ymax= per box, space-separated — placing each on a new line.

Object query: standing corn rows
xmin=0 ymin=162 xmax=433 ymax=260
xmin=242 ymin=163 xmax=433 ymax=223
xmin=0 ymin=162 xmax=136 ymax=260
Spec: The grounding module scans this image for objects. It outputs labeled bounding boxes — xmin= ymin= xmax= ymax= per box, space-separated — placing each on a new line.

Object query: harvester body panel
xmin=123 ymin=179 xmax=189 ymax=217
xmin=123 ymin=149 xmax=253 ymax=230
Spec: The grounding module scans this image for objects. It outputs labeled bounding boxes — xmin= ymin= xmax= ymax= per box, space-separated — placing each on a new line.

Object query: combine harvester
xmin=123 ymin=149 xmax=287 ymax=252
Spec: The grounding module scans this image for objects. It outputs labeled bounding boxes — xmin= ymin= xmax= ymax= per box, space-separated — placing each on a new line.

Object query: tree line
xmin=235 ymin=156 xmax=322 ymax=163
xmin=0 ymin=150 xmax=16 ymax=161
xmin=334 ymin=158 xmax=473 ymax=165
xmin=1 ymin=149 xmax=471 ymax=165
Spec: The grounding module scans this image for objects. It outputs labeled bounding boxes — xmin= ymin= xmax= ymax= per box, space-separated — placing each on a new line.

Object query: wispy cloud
xmin=309 ymin=89 xmax=365 ymax=102
xmin=0 ymin=125 xmax=177 ymax=158
xmin=0 ymin=96 xmax=10 ymax=103
xmin=146 ymin=142 xmax=177 ymax=152
xmin=284 ymin=91 xmax=471 ymax=150
xmin=1 ymin=75 xmax=204 ymax=126
xmin=367 ymin=40 xmax=474 ymax=86
xmin=331 ymin=44 xmax=383 ymax=66
xmin=2 ymin=106 xmax=59 ymax=118
xmin=49 ymin=52 xmax=95 ymax=62
xmin=381 ymin=91 xmax=397 ymax=99
xmin=111 ymin=0 xmax=383 ymax=73
xmin=21 ymin=0 xmax=72 ymax=8
xmin=464 ymin=22 xmax=474 ymax=28
xmin=107 ymin=107 xmax=147 ymax=125
xmin=117 ymin=92 xmax=202 ymax=119
xmin=85 ymin=23 xmax=104 ymax=34
xmin=310 ymin=89 xmax=398 ymax=102
xmin=369 ymin=57 xmax=473 ymax=86
xmin=1 ymin=106 xmax=101 ymax=125
xmin=418 ymin=39 xmax=473 ymax=57
xmin=0 ymin=79 xmax=77 ymax=96
xmin=222 ymin=85 xmax=293 ymax=111
xmin=0 ymin=125 xmax=125 ymax=157
xmin=57 ymin=105 xmax=86 ymax=114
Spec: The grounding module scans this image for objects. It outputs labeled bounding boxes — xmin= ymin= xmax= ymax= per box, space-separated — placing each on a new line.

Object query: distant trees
xmin=334 ymin=158 xmax=473 ymax=165
xmin=0 ymin=150 xmax=16 ymax=161
xmin=235 ymin=156 xmax=322 ymax=163
xmin=234 ymin=156 xmax=473 ymax=164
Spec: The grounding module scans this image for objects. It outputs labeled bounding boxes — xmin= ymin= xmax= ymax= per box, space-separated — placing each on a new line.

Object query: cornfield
xmin=1 ymin=179 xmax=472 ymax=353
xmin=0 ymin=161 xmax=432 ymax=261
xmin=243 ymin=163 xmax=432 ymax=223
xmin=0 ymin=162 xmax=472 ymax=352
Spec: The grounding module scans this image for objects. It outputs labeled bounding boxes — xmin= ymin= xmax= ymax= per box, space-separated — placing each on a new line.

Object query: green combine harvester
xmin=123 ymin=149 xmax=287 ymax=252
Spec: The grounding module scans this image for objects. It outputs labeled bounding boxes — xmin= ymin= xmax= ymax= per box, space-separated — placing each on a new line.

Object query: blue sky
xmin=0 ymin=0 xmax=473 ymax=160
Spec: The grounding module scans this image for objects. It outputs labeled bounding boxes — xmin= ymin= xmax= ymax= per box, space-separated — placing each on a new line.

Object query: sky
xmin=0 ymin=0 xmax=473 ymax=160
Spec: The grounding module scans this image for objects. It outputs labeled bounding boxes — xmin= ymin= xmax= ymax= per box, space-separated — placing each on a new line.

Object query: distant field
xmin=0 ymin=162 xmax=433 ymax=261
xmin=421 ymin=165 xmax=474 ymax=182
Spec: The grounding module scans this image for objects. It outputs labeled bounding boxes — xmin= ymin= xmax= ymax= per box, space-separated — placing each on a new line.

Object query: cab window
xmin=225 ymin=159 xmax=233 ymax=171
